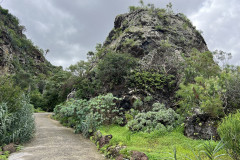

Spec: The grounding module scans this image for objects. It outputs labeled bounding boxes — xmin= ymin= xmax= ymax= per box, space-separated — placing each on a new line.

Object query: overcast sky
xmin=1 ymin=0 xmax=240 ymax=68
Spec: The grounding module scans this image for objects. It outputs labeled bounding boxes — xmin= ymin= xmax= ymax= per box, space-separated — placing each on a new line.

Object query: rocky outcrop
xmin=102 ymin=8 xmax=210 ymax=110
xmin=104 ymin=9 xmax=208 ymax=74
xmin=106 ymin=145 xmax=126 ymax=158
xmin=184 ymin=114 xmax=219 ymax=140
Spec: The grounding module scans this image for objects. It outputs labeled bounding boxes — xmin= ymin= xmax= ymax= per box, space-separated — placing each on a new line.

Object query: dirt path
xmin=9 ymin=113 xmax=105 ymax=160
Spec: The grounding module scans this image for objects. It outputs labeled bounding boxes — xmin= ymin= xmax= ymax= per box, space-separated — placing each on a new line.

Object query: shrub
xmin=225 ymin=70 xmax=240 ymax=113
xmin=218 ymin=111 xmax=240 ymax=159
xmin=0 ymin=95 xmax=35 ymax=144
xmin=30 ymin=90 xmax=45 ymax=109
xmin=133 ymin=99 xmax=143 ymax=110
xmin=127 ymin=103 xmax=180 ymax=133
xmin=54 ymin=93 xmax=123 ymax=137
xmin=183 ymin=49 xmax=220 ymax=84
xmin=0 ymin=76 xmax=23 ymax=112
xmin=96 ymin=52 xmax=137 ymax=86
xmin=128 ymin=70 xmax=175 ymax=94
xmin=177 ymin=76 xmax=225 ymax=118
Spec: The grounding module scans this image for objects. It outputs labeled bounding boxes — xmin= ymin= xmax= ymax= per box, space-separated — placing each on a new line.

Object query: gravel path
xmin=9 ymin=113 xmax=105 ymax=160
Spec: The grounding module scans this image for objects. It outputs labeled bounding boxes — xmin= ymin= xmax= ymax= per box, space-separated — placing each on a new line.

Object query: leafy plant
xmin=128 ymin=70 xmax=175 ymax=93
xmin=0 ymin=95 xmax=35 ymax=144
xmin=201 ymin=139 xmax=225 ymax=160
xmin=183 ymin=49 xmax=220 ymax=84
xmin=218 ymin=111 xmax=240 ymax=159
xmin=0 ymin=76 xmax=23 ymax=112
xmin=127 ymin=103 xmax=180 ymax=132
xmin=96 ymin=52 xmax=137 ymax=86
xmin=177 ymin=76 xmax=225 ymax=118
xmin=54 ymin=93 xmax=122 ymax=137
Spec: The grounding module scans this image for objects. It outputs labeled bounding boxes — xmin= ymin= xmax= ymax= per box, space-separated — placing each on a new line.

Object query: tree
xmin=96 ymin=52 xmax=137 ymax=87
xmin=183 ymin=49 xmax=220 ymax=84
xmin=213 ymin=50 xmax=232 ymax=69
xmin=177 ymin=76 xmax=226 ymax=118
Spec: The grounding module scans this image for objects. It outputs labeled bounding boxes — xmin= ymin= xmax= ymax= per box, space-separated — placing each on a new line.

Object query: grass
xmin=99 ymin=125 xmax=230 ymax=160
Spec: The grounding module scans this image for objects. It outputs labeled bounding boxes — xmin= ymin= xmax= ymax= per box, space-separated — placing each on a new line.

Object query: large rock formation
xmin=104 ymin=9 xmax=208 ymax=74
xmin=101 ymin=8 xmax=209 ymax=109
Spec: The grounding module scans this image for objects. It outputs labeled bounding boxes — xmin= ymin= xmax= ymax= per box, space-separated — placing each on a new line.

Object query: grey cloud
xmin=2 ymin=0 xmax=238 ymax=68
xmin=189 ymin=0 xmax=240 ymax=65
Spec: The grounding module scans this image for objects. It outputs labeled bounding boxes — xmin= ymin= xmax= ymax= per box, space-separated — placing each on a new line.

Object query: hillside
xmin=0 ymin=6 xmax=56 ymax=76
xmin=91 ymin=6 xmax=213 ymax=110
xmin=0 ymin=6 xmax=72 ymax=112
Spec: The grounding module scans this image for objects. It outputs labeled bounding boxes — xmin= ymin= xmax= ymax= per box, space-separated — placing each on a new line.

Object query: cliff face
xmin=0 ymin=6 xmax=55 ymax=76
xmin=104 ymin=9 xmax=208 ymax=74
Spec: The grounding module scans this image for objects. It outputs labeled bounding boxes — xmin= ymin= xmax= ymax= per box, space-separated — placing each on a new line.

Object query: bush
xmin=128 ymin=70 xmax=175 ymax=94
xmin=54 ymin=93 xmax=123 ymax=137
xmin=0 ymin=76 xmax=23 ymax=112
xmin=96 ymin=52 xmax=137 ymax=86
xmin=225 ymin=70 xmax=240 ymax=113
xmin=0 ymin=95 xmax=35 ymax=144
xmin=30 ymin=90 xmax=45 ymax=109
xmin=218 ymin=111 xmax=240 ymax=159
xmin=183 ymin=49 xmax=220 ymax=84
xmin=127 ymin=103 xmax=180 ymax=133
xmin=177 ymin=76 xmax=225 ymax=118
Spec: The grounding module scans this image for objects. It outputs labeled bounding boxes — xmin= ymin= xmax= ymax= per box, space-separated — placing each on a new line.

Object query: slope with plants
xmin=53 ymin=2 xmax=240 ymax=160
xmin=0 ymin=5 xmax=79 ymax=112
xmin=0 ymin=5 xmax=75 ymax=159
xmin=0 ymin=6 xmax=54 ymax=76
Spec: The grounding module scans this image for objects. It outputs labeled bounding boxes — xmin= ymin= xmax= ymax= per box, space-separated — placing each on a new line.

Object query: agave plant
xmin=186 ymin=138 xmax=227 ymax=160
xmin=201 ymin=139 xmax=226 ymax=160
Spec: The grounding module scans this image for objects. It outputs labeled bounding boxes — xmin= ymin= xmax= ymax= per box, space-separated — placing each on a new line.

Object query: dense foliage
xmin=177 ymin=76 xmax=226 ymax=118
xmin=54 ymin=93 xmax=123 ymax=137
xmin=0 ymin=76 xmax=35 ymax=146
xmin=218 ymin=111 xmax=240 ymax=159
xmin=128 ymin=70 xmax=175 ymax=94
xmin=0 ymin=76 xmax=23 ymax=112
xmin=127 ymin=103 xmax=180 ymax=132
xmin=183 ymin=49 xmax=220 ymax=84
xmin=224 ymin=67 xmax=240 ymax=113
xmin=96 ymin=52 xmax=137 ymax=87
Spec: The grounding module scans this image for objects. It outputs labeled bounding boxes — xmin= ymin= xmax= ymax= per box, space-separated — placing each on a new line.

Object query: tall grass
xmin=218 ymin=111 xmax=240 ymax=160
xmin=0 ymin=95 xmax=35 ymax=145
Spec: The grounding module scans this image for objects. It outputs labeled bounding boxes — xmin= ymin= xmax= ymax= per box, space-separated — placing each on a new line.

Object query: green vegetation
xmin=96 ymin=52 xmax=137 ymax=86
xmin=2 ymin=2 xmax=240 ymax=160
xmin=182 ymin=49 xmax=220 ymax=84
xmin=128 ymin=70 xmax=175 ymax=93
xmin=0 ymin=149 xmax=9 ymax=160
xmin=218 ymin=111 xmax=240 ymax=159
xmin=53 ymin=93 xmax=123 ymax=137
xmin=177 ymin=76 xmax=225 ymax=118
xmin=127 ymin=103 xmax=180 ymax=132
xmin=0 ymin=76 xmax=35 ymax=146
xmin=99 ymin=125 xmax=229 ymax=160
